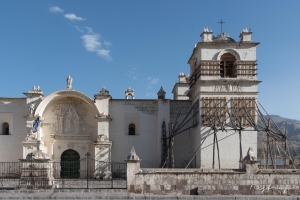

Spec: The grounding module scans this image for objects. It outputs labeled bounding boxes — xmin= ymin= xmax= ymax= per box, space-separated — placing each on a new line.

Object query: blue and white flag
xmin=32 ymin=117 xmax=41 ymax=133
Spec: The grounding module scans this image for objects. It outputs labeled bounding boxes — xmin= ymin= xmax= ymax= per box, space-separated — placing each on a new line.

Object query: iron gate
xmin=53 ymin=158 xmax=127 ymax=189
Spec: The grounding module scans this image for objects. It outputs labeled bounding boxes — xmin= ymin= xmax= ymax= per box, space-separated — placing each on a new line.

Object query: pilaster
xmin=94 ymin=87 xmax=113 ymax=163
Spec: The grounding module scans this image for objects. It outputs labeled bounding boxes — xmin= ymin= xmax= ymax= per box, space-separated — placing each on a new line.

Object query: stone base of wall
xmin=129 ymin=168 xmax=300 ymax=196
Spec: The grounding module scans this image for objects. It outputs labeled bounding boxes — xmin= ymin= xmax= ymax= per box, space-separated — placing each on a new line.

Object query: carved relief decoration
xmin=170 ymin=102 xmax=192 ymax=118
xmin=67 ymin=142 xmax=74 ymax=149
xmin=51 ymin=97 xmax=94 ymax=134
xmin=214 ymin=84 xmax=243 ymax=92
xmin=96 ymin=134 xmax=108 ymax=142
xmin=124 ymin=101 xmax=157 ymax=115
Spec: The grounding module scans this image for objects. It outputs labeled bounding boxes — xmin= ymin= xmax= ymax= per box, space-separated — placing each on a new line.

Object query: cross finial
xmin=217 ymin=19 xmax=225 ymax=34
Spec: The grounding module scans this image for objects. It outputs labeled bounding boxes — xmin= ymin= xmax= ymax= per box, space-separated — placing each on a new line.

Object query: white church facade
xmin=0 ymin=27 xmax=259 ymax=169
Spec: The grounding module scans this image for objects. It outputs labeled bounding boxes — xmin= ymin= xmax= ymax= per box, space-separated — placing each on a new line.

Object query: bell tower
xmin=188 ymin=27 xmax=260 ymax=169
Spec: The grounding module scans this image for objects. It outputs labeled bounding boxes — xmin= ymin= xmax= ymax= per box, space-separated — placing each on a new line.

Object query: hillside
xmin=257 ymin=115 xmax=300 ymax=157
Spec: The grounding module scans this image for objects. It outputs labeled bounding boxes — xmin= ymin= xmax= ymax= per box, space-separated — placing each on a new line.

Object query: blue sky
xmin=0 ymin=1 xmax=300 ymax=120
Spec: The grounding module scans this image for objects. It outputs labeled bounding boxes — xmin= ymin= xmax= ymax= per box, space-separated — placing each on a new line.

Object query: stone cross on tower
xmin=217 ymin=19 xmax=225 ymax=34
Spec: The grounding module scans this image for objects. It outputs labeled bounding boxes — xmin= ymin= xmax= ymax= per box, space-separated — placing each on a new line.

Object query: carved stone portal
xmin=51 ymin=98 xmax=94 ymax=134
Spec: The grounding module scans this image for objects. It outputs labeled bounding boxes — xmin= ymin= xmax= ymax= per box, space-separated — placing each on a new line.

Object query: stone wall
xmin=127 ymin=160 xmax=300 ymax=196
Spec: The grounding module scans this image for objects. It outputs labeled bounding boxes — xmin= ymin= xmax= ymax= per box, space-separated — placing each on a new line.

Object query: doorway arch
xmin=60 ymin=149 xmax=80 ymax=178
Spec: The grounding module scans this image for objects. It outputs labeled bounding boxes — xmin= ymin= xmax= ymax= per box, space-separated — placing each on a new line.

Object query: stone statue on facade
xmin=67 ymin=75 xmax=73 ymax=89
xmin=28 ymin=85 xmax=43 ymax=93
xmin=24 ymin=116 xmax=43 ymax=141
xmin=29 ymin=103 xmax=35 ymax=115
xmin=32 ymin=117 xmax=42 ymax=141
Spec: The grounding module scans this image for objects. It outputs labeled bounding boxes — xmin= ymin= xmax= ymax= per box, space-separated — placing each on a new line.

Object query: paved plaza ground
xmin=0 ymin=189 xmax=299 ymax=199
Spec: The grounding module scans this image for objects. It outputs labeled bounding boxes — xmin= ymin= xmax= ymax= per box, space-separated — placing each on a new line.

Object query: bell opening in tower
xmin=220 ymin=53 xmax=236 ymax=78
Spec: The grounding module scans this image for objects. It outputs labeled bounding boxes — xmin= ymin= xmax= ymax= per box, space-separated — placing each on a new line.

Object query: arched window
xmin=129 ymin=124 xmax=135 ymax=135
xmin=2 ymin=122 xmax=9 ymax=135
xmin=220 ymin=53 xmax=236 ymax=78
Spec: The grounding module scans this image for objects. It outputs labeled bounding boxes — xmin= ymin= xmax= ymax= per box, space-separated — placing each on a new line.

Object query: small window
xmin=129 ymin=124 xmax=135 ymax=135
xmin=2 ymin=122 xmax=9 ymax=135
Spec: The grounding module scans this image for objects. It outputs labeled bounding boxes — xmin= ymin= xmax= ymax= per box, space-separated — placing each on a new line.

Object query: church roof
xmin=212 ymin=33 xmax=236 ymax=43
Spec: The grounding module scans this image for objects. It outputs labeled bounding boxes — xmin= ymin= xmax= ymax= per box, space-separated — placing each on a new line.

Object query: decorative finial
xmin=99 ymin=87 xmax=109 ymax=95
xmin=243 ymin=28 xmax=248 ymax=33
xmin=157 ymin=86 xmax=166 ymax=100
xmin=125 ymin=87 xmax=135 ymax=99
xmin=127 ymin=147 xmax=140 ymax=160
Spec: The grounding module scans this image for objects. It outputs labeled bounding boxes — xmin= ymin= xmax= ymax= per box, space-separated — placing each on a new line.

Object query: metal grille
xmin=0 ymin=158 xmax=127 ymax=190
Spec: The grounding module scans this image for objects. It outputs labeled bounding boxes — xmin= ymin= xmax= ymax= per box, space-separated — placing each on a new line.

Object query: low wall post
xmin=124 ymin=147 xmax=141 ymax=192
xmin=240 ymin=147 xmax=259 ymax=174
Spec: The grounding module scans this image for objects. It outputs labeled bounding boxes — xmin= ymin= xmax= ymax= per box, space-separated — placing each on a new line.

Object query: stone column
xmin=125 ymin=147 xmax=141 ymax=192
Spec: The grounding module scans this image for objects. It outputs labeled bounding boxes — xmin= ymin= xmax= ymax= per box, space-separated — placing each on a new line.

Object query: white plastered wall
xmin=0 ymin=98 xmax=27 ymax=161
xmin=198 ymin=45 xmax=257 ymax=61
xmin=170 ymin=100 xmax=194 ymax=168
xmin=109 ymin=100 xmax=158 ymax=167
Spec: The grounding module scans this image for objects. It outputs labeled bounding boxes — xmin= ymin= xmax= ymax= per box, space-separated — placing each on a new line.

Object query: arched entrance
xmin=60 ymin=149 xmax=80 ymax=178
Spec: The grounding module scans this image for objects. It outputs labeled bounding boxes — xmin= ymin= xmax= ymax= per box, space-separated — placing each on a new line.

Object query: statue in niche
xmin=66 ymin=75 xmax=73 ymax=89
